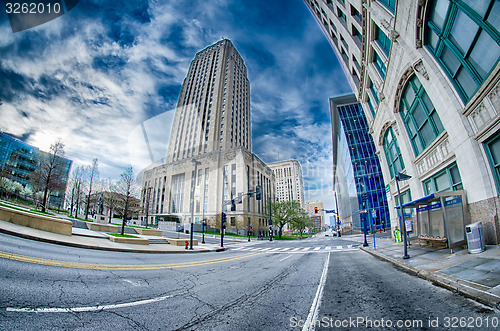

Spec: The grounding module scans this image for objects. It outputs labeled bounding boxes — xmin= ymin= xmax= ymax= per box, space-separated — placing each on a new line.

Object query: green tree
xmin=291 ymin=210 xmax=313 ymax=239
xmin=271 ymin=200 xmax=302 ymax=239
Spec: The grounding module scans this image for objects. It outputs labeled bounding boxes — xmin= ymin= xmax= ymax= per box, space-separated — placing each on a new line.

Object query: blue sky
xmin=0 ymin=0 xmax=351 ymax=210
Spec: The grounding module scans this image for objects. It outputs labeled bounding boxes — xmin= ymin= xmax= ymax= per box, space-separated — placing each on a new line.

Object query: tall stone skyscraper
xmin=167 ymin=39 xmax=251 ymax=162
xmin=141 ymin=40 xmax=275 ymax=237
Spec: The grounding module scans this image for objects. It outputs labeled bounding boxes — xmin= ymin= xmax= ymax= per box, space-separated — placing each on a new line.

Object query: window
xmin=423 ymin=163 xmax=463 ymax=194
xmin=171 ymin=173 xmax=185 ymax=213
xmin=485 ymin=132 xmax=500 ymax=193
xmin=425 ymin=0 xmax=500 ymax=102
xmin=373 ymin=51 xmax=387 ymax=79
xmin=400 ymin=75 xmax=444 ymax=156
xmin=395 ymin=189 xmax=411 ymax=207
xmin=369 ymin=80 xmax=379 ymax=104
xmin=375 ymin=25 xmax=391 ymax=56
xmin=367 ymin=96 xmax=375 ymax=116
xmin=351 ymin=5 xmax=361 ymax=21
xmin=377 ymin=0 xmax=396 ymax=13
xmin=337 ymin=7 xmax=346 ymax=22
xmin=383 ymin=127 xmax=405 ymax=179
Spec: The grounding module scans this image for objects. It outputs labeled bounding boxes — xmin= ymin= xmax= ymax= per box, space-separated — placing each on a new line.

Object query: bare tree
xmin=32 ymin=140 xmax=67 ymax=212
xmin=102 ymin=178 xmax=120 ymax=223
xmin=115 ymin=167 xmax=139 ymax=235
xmin=84 ymin=158 xmax=99 ymax=220
xmin=66 ymin=166 xmax=85 ymax=217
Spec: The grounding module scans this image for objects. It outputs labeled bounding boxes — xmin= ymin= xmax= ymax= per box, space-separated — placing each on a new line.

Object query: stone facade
xmin=268 ymin=160 xmax=305 ymax=208
xmin=305 ymin=0 xmax=500 ymax=244
xmin=142 ymin=147 xmax=274 ymax=236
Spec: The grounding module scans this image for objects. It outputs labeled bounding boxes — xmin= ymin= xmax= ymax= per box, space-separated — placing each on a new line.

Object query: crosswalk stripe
xmin=234 ymin=245 xmax=359 ymax=253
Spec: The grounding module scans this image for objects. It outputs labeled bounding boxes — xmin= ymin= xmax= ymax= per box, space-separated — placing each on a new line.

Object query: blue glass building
xmin=0 ymin=132 xmax=72 ymax=207
xmin=331 ymin=94 xmax=389 ymax=232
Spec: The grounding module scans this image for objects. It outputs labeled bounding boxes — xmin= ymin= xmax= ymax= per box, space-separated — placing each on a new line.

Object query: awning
xmin=395 ymin=191 xmax=463 ymax=209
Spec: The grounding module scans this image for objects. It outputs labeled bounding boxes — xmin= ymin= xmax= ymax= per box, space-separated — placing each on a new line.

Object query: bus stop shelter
xmin=397 ymin=190 xmax=468 ymax=254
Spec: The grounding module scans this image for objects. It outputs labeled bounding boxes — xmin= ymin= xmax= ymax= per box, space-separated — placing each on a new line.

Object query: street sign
xmin=371 ymin=209 xmax=377 ymax=219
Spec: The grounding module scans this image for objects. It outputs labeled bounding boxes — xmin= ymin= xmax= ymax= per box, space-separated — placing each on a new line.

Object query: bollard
xmin=185 ymin=241 xmax=188 ymax=249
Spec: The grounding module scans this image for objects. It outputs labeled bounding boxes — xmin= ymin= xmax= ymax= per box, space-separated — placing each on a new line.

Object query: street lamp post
xmin=396 ymin=172 xmax=412 ymax=259
xmin=201 ymin=219 xmax=206 ymax=244
xmin=145 ymin=187 xmax=151 ymax=229
xmin=201 ymin=197 xmax=206 ymax=244
xmin=334 ymin=191 xmax=341 ymax=237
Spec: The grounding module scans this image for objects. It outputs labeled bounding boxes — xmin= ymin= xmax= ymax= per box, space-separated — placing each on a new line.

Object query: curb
xmin=0 ymin=227 xmax=225 ymax=254
xmin=360 ymin=246 xmax=500 ymax=309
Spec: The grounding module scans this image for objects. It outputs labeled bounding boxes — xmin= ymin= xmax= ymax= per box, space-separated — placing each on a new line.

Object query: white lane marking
xmin=7 ymin=295 xmax=174 ymax=313
xmin=302 ymin=247 xmax=311 ymax=251
xmin=268 ymin=248 xmax=281 ymax=252
xmin=281 ymin=247 xmax=291 ymax=251
xmin=336 ymin=246 xmax=343 ymax=250
xmin=325 ymin=246 xmax=332 ymax=250
xmin=303 ymin=252 xmax=330 ymax=331
xmin=292 ymin=247 xmax=301 ymax=251
xmin=279 ymin=254 xmax=293 ymax=262
xmin=313 ymin=247 xmax=321 ymax=251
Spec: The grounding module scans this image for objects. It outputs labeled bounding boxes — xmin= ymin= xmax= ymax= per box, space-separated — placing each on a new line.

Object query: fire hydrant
xmin=185 ymin=241 xmax=188 ymax=249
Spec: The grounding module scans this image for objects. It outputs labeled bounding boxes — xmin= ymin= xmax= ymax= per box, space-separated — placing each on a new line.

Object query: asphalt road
xmin=0 ymin=232 xmax=498 ymax=330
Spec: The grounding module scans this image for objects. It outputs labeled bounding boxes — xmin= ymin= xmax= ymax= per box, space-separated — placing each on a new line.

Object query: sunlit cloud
xmin=0 ymin=0 xmax=350 ymax=210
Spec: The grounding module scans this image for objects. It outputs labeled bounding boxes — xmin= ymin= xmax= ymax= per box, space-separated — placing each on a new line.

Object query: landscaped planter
xmin=104 ymin=234 xmax=149 ymax=245
xmin=134 ymin=228 xmax=163 ymax=236
xmin=0 ymin=205 xmax=72 ymax=236
xmin=86 ymin=222 xmax=119 ymax=233
xmin=167 ymin=238 xmax=198 ymax=246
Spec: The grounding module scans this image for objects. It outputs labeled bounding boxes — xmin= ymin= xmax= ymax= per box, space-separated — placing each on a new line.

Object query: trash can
xmin=465 ymin=221 xmax=485 ymax=254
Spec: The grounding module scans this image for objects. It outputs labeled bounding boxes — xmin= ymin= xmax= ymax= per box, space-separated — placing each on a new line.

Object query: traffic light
xmin=231 ymin=198 xmax=236 ymax=210
xmin=249 ymin=225 xmax=252 ymax=230
xmin=256 ymin=185 xmax=261 ymax=200
xmin=314 ymin=207 xmax=318 ymax=214
xmin=221 ymin=212 xmax=227 ymax=223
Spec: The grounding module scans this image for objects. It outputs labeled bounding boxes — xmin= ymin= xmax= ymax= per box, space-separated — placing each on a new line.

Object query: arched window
xmin=383 ymin=127 xmax=405 ymax=179
xmin=400 ymin=75 xmax=444 ymax=156
xmin=425 ymin=0 xmax=500 ymax=102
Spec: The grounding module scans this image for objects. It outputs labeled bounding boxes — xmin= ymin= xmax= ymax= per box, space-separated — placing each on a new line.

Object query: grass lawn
xmin=0 ymin=202 xmax=56 ymax=217
xmin=106 ymin=233 xmax=140 ymax=238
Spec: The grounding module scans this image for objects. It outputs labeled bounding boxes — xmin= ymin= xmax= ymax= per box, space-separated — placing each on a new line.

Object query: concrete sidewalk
xmin=0 ymin=220 xmax=225 ymax=254
xmin=360 ymin=235 xmax=500 ymax=308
